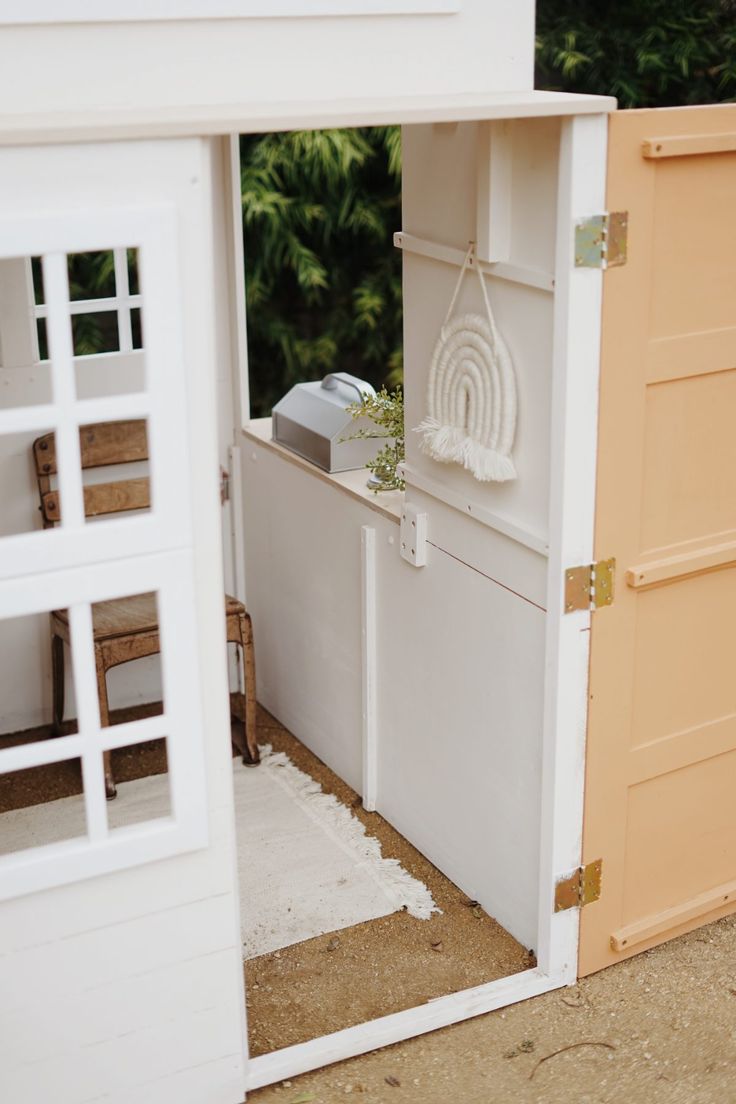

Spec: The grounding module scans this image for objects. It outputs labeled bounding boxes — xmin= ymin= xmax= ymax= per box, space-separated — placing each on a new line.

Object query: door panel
xmin=580 ymin=105 xmax=736 ymax=974
xmin=0 ymin=195 xmax=210 ymax=897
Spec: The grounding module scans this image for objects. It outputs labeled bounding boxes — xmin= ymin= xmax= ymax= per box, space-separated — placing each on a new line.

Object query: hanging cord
xmin=441 ymin=242 xmax=501 ymax=344
xmin=441 ymin=242 xmax=475 ymax=336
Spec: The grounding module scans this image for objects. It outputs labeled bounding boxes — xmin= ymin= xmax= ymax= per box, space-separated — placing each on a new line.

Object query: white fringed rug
xmin=0 ymin=746 xmax=437 ymax=959
xmin=235 ymin=746 xmax=437 ymax=958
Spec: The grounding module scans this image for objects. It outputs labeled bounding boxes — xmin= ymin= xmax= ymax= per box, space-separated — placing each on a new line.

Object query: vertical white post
xmin=476 ymin=120 xmax=513 ymax=264
xmin=230 ymin=443 xmax=248 ymax=604
xmin=223 ymin=136 xmax=249 ymax=609
xmin=361 ymin=525 xmax=377 ymax=812
xmin=226 ymin=133 xmax=250 ymax=426
xmin=68 ymin=602 xmax=108 ymax=842
xmin=114 ymin=246 xmax=134 ymax=352
xmin=43 ymin=251 xmax=86 ymax=529
xmin=537 ymin=113 xmax=608 ymax=980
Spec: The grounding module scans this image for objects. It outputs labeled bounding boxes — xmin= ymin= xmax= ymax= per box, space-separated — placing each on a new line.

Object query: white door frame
xmin=222 ymin=135 xmax=251 ymax=606
xmin=233 ymin=111 xmax=607 ymax=1092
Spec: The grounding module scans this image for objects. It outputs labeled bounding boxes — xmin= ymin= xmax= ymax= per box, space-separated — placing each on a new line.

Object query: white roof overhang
xmin=0 ymin=90 xmax=616 ymax=147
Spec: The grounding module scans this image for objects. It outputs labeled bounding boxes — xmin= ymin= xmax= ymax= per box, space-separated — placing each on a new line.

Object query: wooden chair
xmin=33 ymin=420 xmax=259 ymax=801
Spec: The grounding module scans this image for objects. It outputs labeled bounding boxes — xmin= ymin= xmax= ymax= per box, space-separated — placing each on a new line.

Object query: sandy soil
xmin=246 ymin=708 xmax=530 ymax=1055
xmin=249 ymin=911 xmax=736 ymax=1104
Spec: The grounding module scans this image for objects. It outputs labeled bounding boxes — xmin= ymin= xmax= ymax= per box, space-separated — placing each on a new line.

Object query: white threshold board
xmin=246 ymin=966 xmax=564 ymax=1089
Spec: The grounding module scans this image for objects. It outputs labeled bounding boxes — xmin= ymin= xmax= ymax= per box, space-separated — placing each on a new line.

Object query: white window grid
xmin=0 ymin=207 xmax=207 ymax=900
xmin=0 ymin=208 xmax=191 ymax=583
xmin=33 ymin=246 xmax=141 ymax=360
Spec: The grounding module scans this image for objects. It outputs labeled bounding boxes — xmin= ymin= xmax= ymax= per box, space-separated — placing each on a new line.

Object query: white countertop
xmin=242 ymin=418 xmax=403 ymax=524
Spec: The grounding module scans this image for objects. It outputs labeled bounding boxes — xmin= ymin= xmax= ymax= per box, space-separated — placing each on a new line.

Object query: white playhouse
xmin=3 ymin=3 xmax=736 ymax=1103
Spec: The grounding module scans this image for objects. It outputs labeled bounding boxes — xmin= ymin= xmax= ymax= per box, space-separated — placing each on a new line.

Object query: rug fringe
xmin=259 ymin=745 xmax=440 ymax=921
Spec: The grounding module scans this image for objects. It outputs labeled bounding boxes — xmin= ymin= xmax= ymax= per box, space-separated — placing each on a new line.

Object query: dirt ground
xmin=249 ymin=911 xmax=736 ymax=1104
xmin=246 ymin=709 xmax=530 ymax=1055
xmin=247 ymin=711 xmax=736 ymax=1102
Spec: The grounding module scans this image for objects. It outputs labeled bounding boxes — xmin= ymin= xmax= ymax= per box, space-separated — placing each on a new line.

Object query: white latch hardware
xmin=400 ymin=503 xmax=428 ymax=567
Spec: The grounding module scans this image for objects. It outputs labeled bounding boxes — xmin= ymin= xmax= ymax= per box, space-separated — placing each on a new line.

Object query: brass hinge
xmin=564 ymin=558 xmax=615 ymax=613
xmin=555 ymin=859 xmax=603 ymax=912
xmin=574 ymin=211 xmax=628 ymax=268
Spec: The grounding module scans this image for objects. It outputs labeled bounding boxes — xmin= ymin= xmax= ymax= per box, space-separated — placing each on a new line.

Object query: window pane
xmin=130 ymin=307 xmax=143 ymax=351
xmin=0 ymin=759 xmax=86 ymax=855
xmin=96 ymin=592 xmax=163 ymax=728
xmin=71 ymin=310 xmax=119 ymax=356
xmin=0 ymin=256 xmax=52 ymax=402
xmin=67 ymin=250 xmax=116 ymax=302
xmin=0 ymin=607 xmax=84 ymax=857
xmin=0 ymin=426 xmax=57 ymax=536
xmin=30 ymin=256 xmax=44 ymax=306
xmin=127 ymin=248 xmax=140 ymax=296
xmin=107 ymin=737 xmax=171 ymax=830
xmin=35 ymin=315 xmax=49 ymax=362
xmin=78 ymin=419 xmax=152 ymax=526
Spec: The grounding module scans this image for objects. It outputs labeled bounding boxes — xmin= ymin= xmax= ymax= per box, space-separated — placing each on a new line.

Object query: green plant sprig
xmin=345 ymin=386 xmax=405 ymax=493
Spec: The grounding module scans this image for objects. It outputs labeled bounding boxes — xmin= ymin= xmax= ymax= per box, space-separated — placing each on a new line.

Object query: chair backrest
xmin=33 ymin=420 xmax=150 ymax=527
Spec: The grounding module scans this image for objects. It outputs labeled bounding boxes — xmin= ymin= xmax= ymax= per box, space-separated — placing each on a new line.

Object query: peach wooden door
xmin=580 ymin=104 xmax=736 ymax=975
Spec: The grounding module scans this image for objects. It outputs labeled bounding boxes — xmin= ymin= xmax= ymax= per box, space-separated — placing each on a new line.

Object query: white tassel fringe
xmin=417 ymin=417 xmax=517 ymax=482
xmin=259 ymin=745 xmax=440 ymax=921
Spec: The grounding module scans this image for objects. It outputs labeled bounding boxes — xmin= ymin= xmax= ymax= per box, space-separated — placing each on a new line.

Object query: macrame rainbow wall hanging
xmin=416 ymin=244 xmax=518 ymax=483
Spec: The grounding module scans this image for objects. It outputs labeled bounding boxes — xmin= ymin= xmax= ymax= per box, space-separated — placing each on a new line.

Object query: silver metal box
xmin=272 ymin=372 xmax=386 ymax=473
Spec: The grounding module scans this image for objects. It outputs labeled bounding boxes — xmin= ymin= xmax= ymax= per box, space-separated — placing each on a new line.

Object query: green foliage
xmin=240 ymin=128 xmax=403 ymax=416
xmin=243 ymin=5 xmax=736 ymax=419
xmin=536 ymin=0 xmax=736 ymax=108
xmin=345 ymin=386 xmax=405 ymax=492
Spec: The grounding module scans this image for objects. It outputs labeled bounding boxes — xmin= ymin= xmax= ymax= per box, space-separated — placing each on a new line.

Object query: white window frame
xmin=0 ymin=556 xmax=208 ymax=901
xmin=0 ymin=1 xmax=460 ymax=24
xmin=33 ymin=246 xmax=141 ymax=358
xmin=0 ymin=209 xmax=189 ymax=582
xmin=0 ymin=204 xmax=208 ymax=900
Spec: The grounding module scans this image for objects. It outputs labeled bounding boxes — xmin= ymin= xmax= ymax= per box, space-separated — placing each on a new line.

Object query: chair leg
xmin=51 ymin=631 xmax=65 ymax=737
xmin=95 ymin=645 xmax=117 ymax=801
xmin=239 ymin=612 xmax=259 ymax=766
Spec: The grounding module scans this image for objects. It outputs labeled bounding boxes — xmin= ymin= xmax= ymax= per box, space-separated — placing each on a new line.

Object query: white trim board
xmin=394 ymin=231 xmax=554 ymax=293
xmin=246 ymin=967 xmax=560 ymax=1089
xmin=536 ymin=112 xmax=607 ymax=978
xmin=0 ymin=1 xmax=460 ymax=24
xmin=0 ymin=91 xmax=616 ymax=148
xmin=400 ymin=462 xmax=549 ymax=555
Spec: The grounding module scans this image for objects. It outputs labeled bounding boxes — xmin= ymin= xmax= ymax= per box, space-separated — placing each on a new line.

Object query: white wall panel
xmin=375 ymin=539 xmax=544 ymax=948
xmin=241 ymin=435 xmax=399 ymax=791
xmin=0 ymin=1 xmax=533 ymax=122
xmin=401 ymin=119 xmax=562 ymax=562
